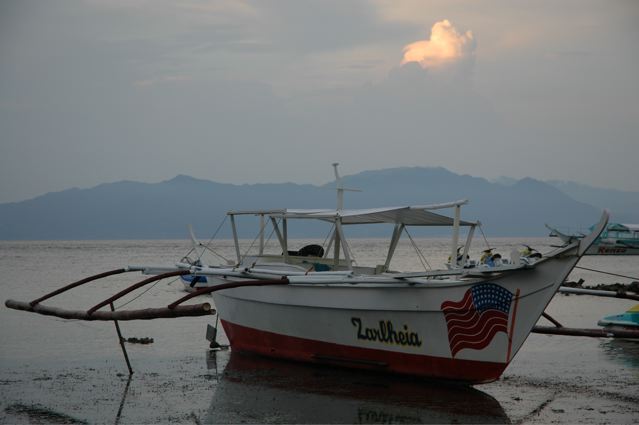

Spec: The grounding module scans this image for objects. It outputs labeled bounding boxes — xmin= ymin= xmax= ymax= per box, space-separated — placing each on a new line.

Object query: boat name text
xmin=351 ymin=317 xmax=422 ymax=347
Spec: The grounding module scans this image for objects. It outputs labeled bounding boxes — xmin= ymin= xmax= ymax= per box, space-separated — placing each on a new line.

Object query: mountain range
xmin=0 ymin=167 xmax=636 ymax=240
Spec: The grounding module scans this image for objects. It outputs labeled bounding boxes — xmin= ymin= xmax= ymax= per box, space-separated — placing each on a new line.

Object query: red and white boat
xmin=171 ymin=165 xmax=609 ymax=384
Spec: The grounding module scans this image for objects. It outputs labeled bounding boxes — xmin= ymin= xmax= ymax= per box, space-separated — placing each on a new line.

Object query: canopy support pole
xmin=335 ymin=219 xmax=352 ymax=270
xmin=450 ymin=205 xmax=461 ymax=267
xmin=230 ymin=214 xmax=241 ymax=264
xmin=110 ymin=303 xmax=133 ymax=375
xmin=259 ymin=214 xmax=265 ymax=255
xmin=461 ymin=225 xmax=475 ymax=265
xmin=333 ymin=226 xmax=341 ymax=268
xmin=282 ymin=218 xmax=288 ymax=262
xmin=324 ymin=231 xmax=335 ymax=259
xmin=384 ymin=223 xmax=404 ymax=270
xmin=270 ymin=217 xmax=286 ymax=253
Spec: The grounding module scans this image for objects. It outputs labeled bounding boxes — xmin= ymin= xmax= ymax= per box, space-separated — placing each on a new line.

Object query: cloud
xmin=134 ymin=74 xmax=191 ymax=87
xmin=400 ymin=20 xmax=475 ymax=69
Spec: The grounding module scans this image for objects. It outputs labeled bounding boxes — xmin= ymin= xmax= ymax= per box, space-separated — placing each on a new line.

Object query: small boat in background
xmin=598 ymin=304 xmax=639 ymax=332
xmin=547 ymin=222 xmax=639 ymax=255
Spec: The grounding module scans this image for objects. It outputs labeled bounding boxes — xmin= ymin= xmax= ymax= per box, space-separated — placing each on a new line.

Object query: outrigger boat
xmin=5 ymin=165 xmax=611 ymax=384
xmin=547 ymin=222 xmax=639 ymax=255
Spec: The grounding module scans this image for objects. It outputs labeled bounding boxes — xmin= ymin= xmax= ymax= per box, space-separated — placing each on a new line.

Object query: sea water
xmin=0 ymin=239 xmax=638 ymax=424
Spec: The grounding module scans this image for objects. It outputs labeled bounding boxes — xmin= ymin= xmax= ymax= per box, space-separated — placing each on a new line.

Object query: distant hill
xmin=0 ymin=167 xmax=605 ymax=239
xmin=546 ymin=180 xmax=639 ymax=224
xmin=336 ymin=167 xmax=601 ymax=236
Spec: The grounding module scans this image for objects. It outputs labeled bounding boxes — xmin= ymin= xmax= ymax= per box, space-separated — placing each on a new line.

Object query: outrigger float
xmin=5 ymin=166 xmax=637 ymax=383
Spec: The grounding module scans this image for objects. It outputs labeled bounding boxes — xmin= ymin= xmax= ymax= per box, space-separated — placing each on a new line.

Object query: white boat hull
xmin=212 ymin=247 xmax=580 ymax=383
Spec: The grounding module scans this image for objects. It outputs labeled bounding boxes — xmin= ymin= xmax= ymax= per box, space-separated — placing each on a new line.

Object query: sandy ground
xmin=1 ymin=345 xmax=638 ymax=424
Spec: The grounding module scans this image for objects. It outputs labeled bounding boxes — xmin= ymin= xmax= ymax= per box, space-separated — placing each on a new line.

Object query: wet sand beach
xmin=1 ymin=240 xmax=638 ymax=424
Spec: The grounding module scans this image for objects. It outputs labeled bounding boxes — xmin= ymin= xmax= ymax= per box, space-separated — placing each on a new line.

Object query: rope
xmin=403 ymin=227 xmax=431 ymax=271
xmin=574 ymin=266 xmax=639 ymax=281
xmin=197 ymin=216 xmax=230 ymax=263
xmin=340 ymin=230 xmax=357 ymax=266
xmin=262 ymin=218 xmax=278 ymax=252
xmin=196 ymin=245 xmax=230 ymax=263
xmin=115 ymin=279 xmax=163 ymax=310
xmin=241 ymin=217 xmax=279 ymax=263
xmin=478 ymin=223 xmax=491 ymax=250
xmin=165 ymin=276 xmax=181 ymax=286
xmin=321 ymin=223 xmax=335 ymax=256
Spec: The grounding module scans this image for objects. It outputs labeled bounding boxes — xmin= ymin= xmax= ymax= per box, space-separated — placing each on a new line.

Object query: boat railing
xmin=244 ymin=254 xmax=353 ymax=270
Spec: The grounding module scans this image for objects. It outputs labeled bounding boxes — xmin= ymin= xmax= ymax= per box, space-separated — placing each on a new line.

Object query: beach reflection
xmin=204 ymin=351 xmax=509 ymax=424
xmin=601 ymin=338 xmax=639 ymax=368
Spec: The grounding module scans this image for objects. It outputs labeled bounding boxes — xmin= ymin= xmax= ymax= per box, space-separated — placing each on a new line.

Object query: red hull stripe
xmin=221 ymin=320 xmax=507 ymax=384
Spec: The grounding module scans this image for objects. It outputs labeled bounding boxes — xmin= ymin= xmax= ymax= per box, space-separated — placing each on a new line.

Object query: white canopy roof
xmin=228 ymin=200 xmax=476 ymax=227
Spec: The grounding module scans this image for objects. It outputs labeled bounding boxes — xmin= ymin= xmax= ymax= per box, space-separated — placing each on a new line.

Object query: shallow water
xmin=1 ymin=239 xmax=638 ymax=424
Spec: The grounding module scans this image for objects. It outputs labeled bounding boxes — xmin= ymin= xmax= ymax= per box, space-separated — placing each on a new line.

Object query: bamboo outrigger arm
xmin=558 ymin=286 xmax=639 ymax=301
xmin=533 ymin=325 xmax=639 ymax=339
xmin=168 ymin=278 xmax=290 ymax=309
xmin=29 ymin=267 xmax=144 ymax=307
xmin=4 ymin=268 xmax=292 ymax=321
xmin=87 ymin=270 xmax=191 ymax=315
xmin=5 ymin=300 xmax=213 ymax=321
xmin=4 ymin=268 xmax=216 ymax=321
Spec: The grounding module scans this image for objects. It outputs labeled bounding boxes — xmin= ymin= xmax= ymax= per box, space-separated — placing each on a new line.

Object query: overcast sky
xmin=1 ymin=0 xmax=638 ymax=203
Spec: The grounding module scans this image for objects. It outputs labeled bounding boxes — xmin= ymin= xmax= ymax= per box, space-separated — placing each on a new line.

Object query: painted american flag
xmin=441 ymin=283 xmax=513 ymax=357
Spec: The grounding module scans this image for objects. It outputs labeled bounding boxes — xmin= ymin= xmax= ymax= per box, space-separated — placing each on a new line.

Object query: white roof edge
xmin=410 ymin=199 xmax=469 ymax=210
xmin=226 ymin=209 xmax=280 ymax=216
xmin=227 ymin=209 xmax=333 ymax=216
xmin=227 ymin=200 xmax=469 ymax=216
